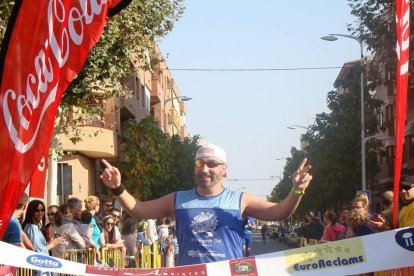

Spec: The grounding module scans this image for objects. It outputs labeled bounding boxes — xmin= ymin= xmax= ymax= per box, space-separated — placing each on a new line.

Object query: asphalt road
xmin=250 ymin=232 xmax=292 ymax=256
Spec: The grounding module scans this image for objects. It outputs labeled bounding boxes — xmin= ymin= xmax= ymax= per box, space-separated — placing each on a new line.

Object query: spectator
xmin=398 ymin=176 xmax=414 ymax=227
xmin=3 ymin=192 xmax=32 ymax=249
xmin=23 ymin=200 xmax=64 ymax=256
xmin=50 ymin=208 xmax=86 ymax=258
xmin=307 ymin=211 xmax=324 ymax=241
xmin=347 ymin=199 xmax=374 ymax=237
xmin=78 ymin=210 xmax=102 ymax=263
xmin=137 ymin=220 xmax=150 ymax=246
xmin=100 ymin=144 xmax=312 ymax=266
xmin=369 ymin=190 xmax=393 ymax=231
xmin=347 ymin=210 xmax=374 ymax=237
xmin=355 ymin=191 xmax=374 ymax=219
xmin=102 ymin=215 xmax=123 ymax=247
xmin=261 ymin=224 xmax=269 ymax=245
xmin=145 ymin=219 xmax=159 ymax=245
xmin=243 ymin=217 xmax=255 ymax=257
xmin=97 ymin=196 xmax=113 ymax=222
xmin=42 ymin=205 xmax=59 ymax=242
xmin=319 ymin=210 xmax=345 ymax=243
xmin=84 ymin=196 xmax=103 ymax=251
xmin=121 ymin=218 xmax=139 ymax=263
xmin=67 ymin=197 xmax=83 ymax=225
xmin=111 ymin=208 xmax=122 ymax=228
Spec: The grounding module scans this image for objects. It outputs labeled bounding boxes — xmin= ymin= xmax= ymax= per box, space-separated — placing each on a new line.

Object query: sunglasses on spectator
xmin=195 ymin=159 xmax=224 ymax=168
xmin=399 ymin=186 xmax=414 ymax=191
xmin=105 ymin=222 xmax=114 ymax=226
xmin=35 ymin=209 xmax=45 ymax=213
xmin=47 ymin=212 xmax=55 ymax=216
xmin=112 ymin=214 xmax=120 ymax=219
xmin=106 ymin=204 xmax=113 ymax=208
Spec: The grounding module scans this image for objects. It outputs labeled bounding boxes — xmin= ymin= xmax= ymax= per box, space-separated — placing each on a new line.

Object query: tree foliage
xmin=347 ymin=0 xmax=414 ymax=90
xmin=119 ymin=117 xmax=200 ymax=200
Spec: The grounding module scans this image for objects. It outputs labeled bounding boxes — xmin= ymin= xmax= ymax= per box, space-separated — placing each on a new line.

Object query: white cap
xmin=195 ymin=143 xmax=227 ymax=163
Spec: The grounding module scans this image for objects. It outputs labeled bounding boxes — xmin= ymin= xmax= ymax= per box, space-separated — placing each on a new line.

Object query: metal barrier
xmin=101 ymin=247 xmax=125 ymax=268
xmin=62 ymin=248 xmax=96 ymax=265
xmin=0 ymin=265 xmax=32 ymax=276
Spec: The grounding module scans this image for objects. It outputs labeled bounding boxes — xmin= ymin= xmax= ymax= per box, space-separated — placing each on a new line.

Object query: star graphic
xmin=324 ymin=245 xmax=333 ymax=253
xmin=344 ymin=248 xmax=350 ymax=254
xmin=335 ymin=246 xmax=342 ymax=253
xmin=302 ymin=252 xmax=313 ymax=262
xmin=315 ymin=247 xmax=323 ymax=256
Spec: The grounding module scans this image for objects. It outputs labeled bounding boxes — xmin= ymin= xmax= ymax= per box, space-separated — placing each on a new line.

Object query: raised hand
xmin=292 ymin=158 xmax=312 ymax=190
xmin=100 ymin=159 xmax=121 ymax=189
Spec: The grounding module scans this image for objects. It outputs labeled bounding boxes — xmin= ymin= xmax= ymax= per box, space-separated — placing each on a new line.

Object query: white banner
xmin=1 ymin=227 xmax=414 ymax=275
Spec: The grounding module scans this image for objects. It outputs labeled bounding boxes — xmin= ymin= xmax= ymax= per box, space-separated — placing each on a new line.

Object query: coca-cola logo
xmin=2 ymin=0 xmax=108 ymax=153
xmin=396 ymin=0 xmax=410 ymax=76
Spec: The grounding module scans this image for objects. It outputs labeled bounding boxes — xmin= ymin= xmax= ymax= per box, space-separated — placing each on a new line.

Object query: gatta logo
xmin=395 ymin=228 xmax=414 ymax=252
xmin=26 ymin=255 xmax=62 ymax=269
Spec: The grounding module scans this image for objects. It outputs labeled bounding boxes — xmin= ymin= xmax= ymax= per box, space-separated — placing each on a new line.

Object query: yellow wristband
xmin=292 ymin=187 xmax=305 ymax=196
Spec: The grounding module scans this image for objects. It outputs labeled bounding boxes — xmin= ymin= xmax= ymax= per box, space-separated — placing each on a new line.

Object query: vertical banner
xmin=394 ymin=0 xmax=410 ymax=228
xmin=29 ymin=148 xmax=49 ymax=198
xmin=0 ymin=0 xmax=131 ymax=238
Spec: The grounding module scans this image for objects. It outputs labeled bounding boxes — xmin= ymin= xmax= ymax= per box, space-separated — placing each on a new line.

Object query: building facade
xmin=45 ymin=45 xmax=189 ymax=205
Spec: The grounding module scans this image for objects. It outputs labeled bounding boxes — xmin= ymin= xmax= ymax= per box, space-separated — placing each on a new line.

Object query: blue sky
xmin=159 ymin=1 xmax=362 ymax=198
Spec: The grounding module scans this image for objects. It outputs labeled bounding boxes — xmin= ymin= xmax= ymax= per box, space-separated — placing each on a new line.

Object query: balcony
xmin=59 ymin=126 xmax=118 ymax=159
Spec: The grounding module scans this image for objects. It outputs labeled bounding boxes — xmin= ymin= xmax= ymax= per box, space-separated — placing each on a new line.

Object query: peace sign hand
xmin=292 ymin=158 xmax=312 ymax=190
xmin=100 ymin=159 xmax=121 ymax=189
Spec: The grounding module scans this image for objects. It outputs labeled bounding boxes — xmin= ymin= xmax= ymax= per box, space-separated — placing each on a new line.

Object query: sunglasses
xmin=195 ymin=159 xmax=224 ymax=168
xmin=105 ymin=222 xmax=114 ymax=226
xmin=106 ymin=204 xmax=113 ymax=208
xmin=35 ymin=209 xmax=45 ymax=213
xmin=399 ymin=186 xmax=413 ymax=191
xmin=47 ymin=212 xmax=56 ymax=216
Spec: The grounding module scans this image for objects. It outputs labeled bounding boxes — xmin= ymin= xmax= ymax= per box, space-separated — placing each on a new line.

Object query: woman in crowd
xmin=102 ymin=215 xmax=124 ymax=247
xmin=22 ymin=200 xmax=64 ymax=255
xmin=50 ymin=208 xmax=87 ymax=258
xmin=84 ymin=196 xmax=103 ymax=251
xmin=319 ymin=210 xmax=345 ymax=243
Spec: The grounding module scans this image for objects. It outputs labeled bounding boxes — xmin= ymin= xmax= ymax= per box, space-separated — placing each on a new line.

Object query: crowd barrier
xmin=1 ymin=227 xmax=414 ymax=275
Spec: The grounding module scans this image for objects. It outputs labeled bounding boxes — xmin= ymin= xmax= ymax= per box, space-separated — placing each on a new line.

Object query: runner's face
xmin=194 ymin=149 xmax=227 ymax=191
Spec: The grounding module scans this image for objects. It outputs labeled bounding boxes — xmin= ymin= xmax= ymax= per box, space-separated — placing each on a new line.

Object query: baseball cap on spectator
xmin=400 ymin=175 xmax=414 ymax=189
xmin=196 ymin=143 xmax=227 ymax=163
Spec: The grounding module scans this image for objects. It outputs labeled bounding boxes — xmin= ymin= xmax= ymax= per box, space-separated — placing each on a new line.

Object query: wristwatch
xmin=292 ymin=187 xmax=305 ymax=196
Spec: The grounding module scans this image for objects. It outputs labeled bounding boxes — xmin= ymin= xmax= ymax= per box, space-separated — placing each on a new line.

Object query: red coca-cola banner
xmin=0 ymin=0 xmax=131 ymax=238
xmin=29 ymin=148 xmax=49 ymax=198
xmin=393 ymin=0 xmax=410 ymax=228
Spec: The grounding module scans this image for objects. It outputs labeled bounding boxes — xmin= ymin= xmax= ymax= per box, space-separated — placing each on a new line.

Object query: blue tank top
xmin=174 ymin=188 xmax=244 ymax=266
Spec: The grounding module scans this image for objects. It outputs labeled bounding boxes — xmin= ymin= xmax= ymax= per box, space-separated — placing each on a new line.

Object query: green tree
xmin=119 ymin=117 xmax=199 ymax=200
xmin=347 ymin=0 xmax=414 ymax=90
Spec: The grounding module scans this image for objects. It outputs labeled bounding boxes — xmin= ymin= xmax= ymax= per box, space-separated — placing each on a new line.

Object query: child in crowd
xmin=78 ymin=210 xmax=102 ymax=264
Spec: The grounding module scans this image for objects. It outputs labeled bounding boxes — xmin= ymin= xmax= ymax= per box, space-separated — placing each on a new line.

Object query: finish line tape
xmin=1 ymin=227 xmax=414 ymax=275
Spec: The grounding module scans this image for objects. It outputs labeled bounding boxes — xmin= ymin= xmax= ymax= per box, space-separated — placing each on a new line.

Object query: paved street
xmin=250 ymin=232 xmax=292 ymax=256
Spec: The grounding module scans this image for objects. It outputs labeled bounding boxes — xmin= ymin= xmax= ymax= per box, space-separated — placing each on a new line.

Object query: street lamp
xmin=287 ymin=125 xmax=308 ymax=130
xmin=321 ymin=33 xmax=366 ymax=190
xmin=163 ymin=95 xmax=192 ymax=132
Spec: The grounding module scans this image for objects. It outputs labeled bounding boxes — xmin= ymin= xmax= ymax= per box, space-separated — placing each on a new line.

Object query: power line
xmin=167 ymin=66 xmax=342 ymax=72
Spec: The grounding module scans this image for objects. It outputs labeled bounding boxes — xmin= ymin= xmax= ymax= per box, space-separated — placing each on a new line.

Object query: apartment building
xmin=46 ymin=45 xmax=189 ymax=205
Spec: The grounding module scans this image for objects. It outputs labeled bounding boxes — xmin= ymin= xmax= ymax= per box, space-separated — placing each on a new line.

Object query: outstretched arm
xmin=100 ymin=159 xmax=174 ymax=219
xmin=243 ymin=158 xmax=312 ymax=221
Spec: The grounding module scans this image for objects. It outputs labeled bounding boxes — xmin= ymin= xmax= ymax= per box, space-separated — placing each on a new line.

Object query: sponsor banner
xmin=0 ymin=0 xmax=131 ymax=239
xmin=0 ymin=241 xmax=86 ymax=275
xmin=0 ymin=265 xmax=16 ymax=276
xmin=393 ymin=0 xmax=410 ymax=227
xmin=0 ymin=227 xmax=414 ymax=275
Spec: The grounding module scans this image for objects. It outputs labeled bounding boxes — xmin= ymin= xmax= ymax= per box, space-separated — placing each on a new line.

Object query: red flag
xmin=394 ymin=0 xmax=410 ymax=228
xmin=29 ymin=149 xmax=49 ymax=198
xmin=0 ymin=0 xmax=131 ymax=238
